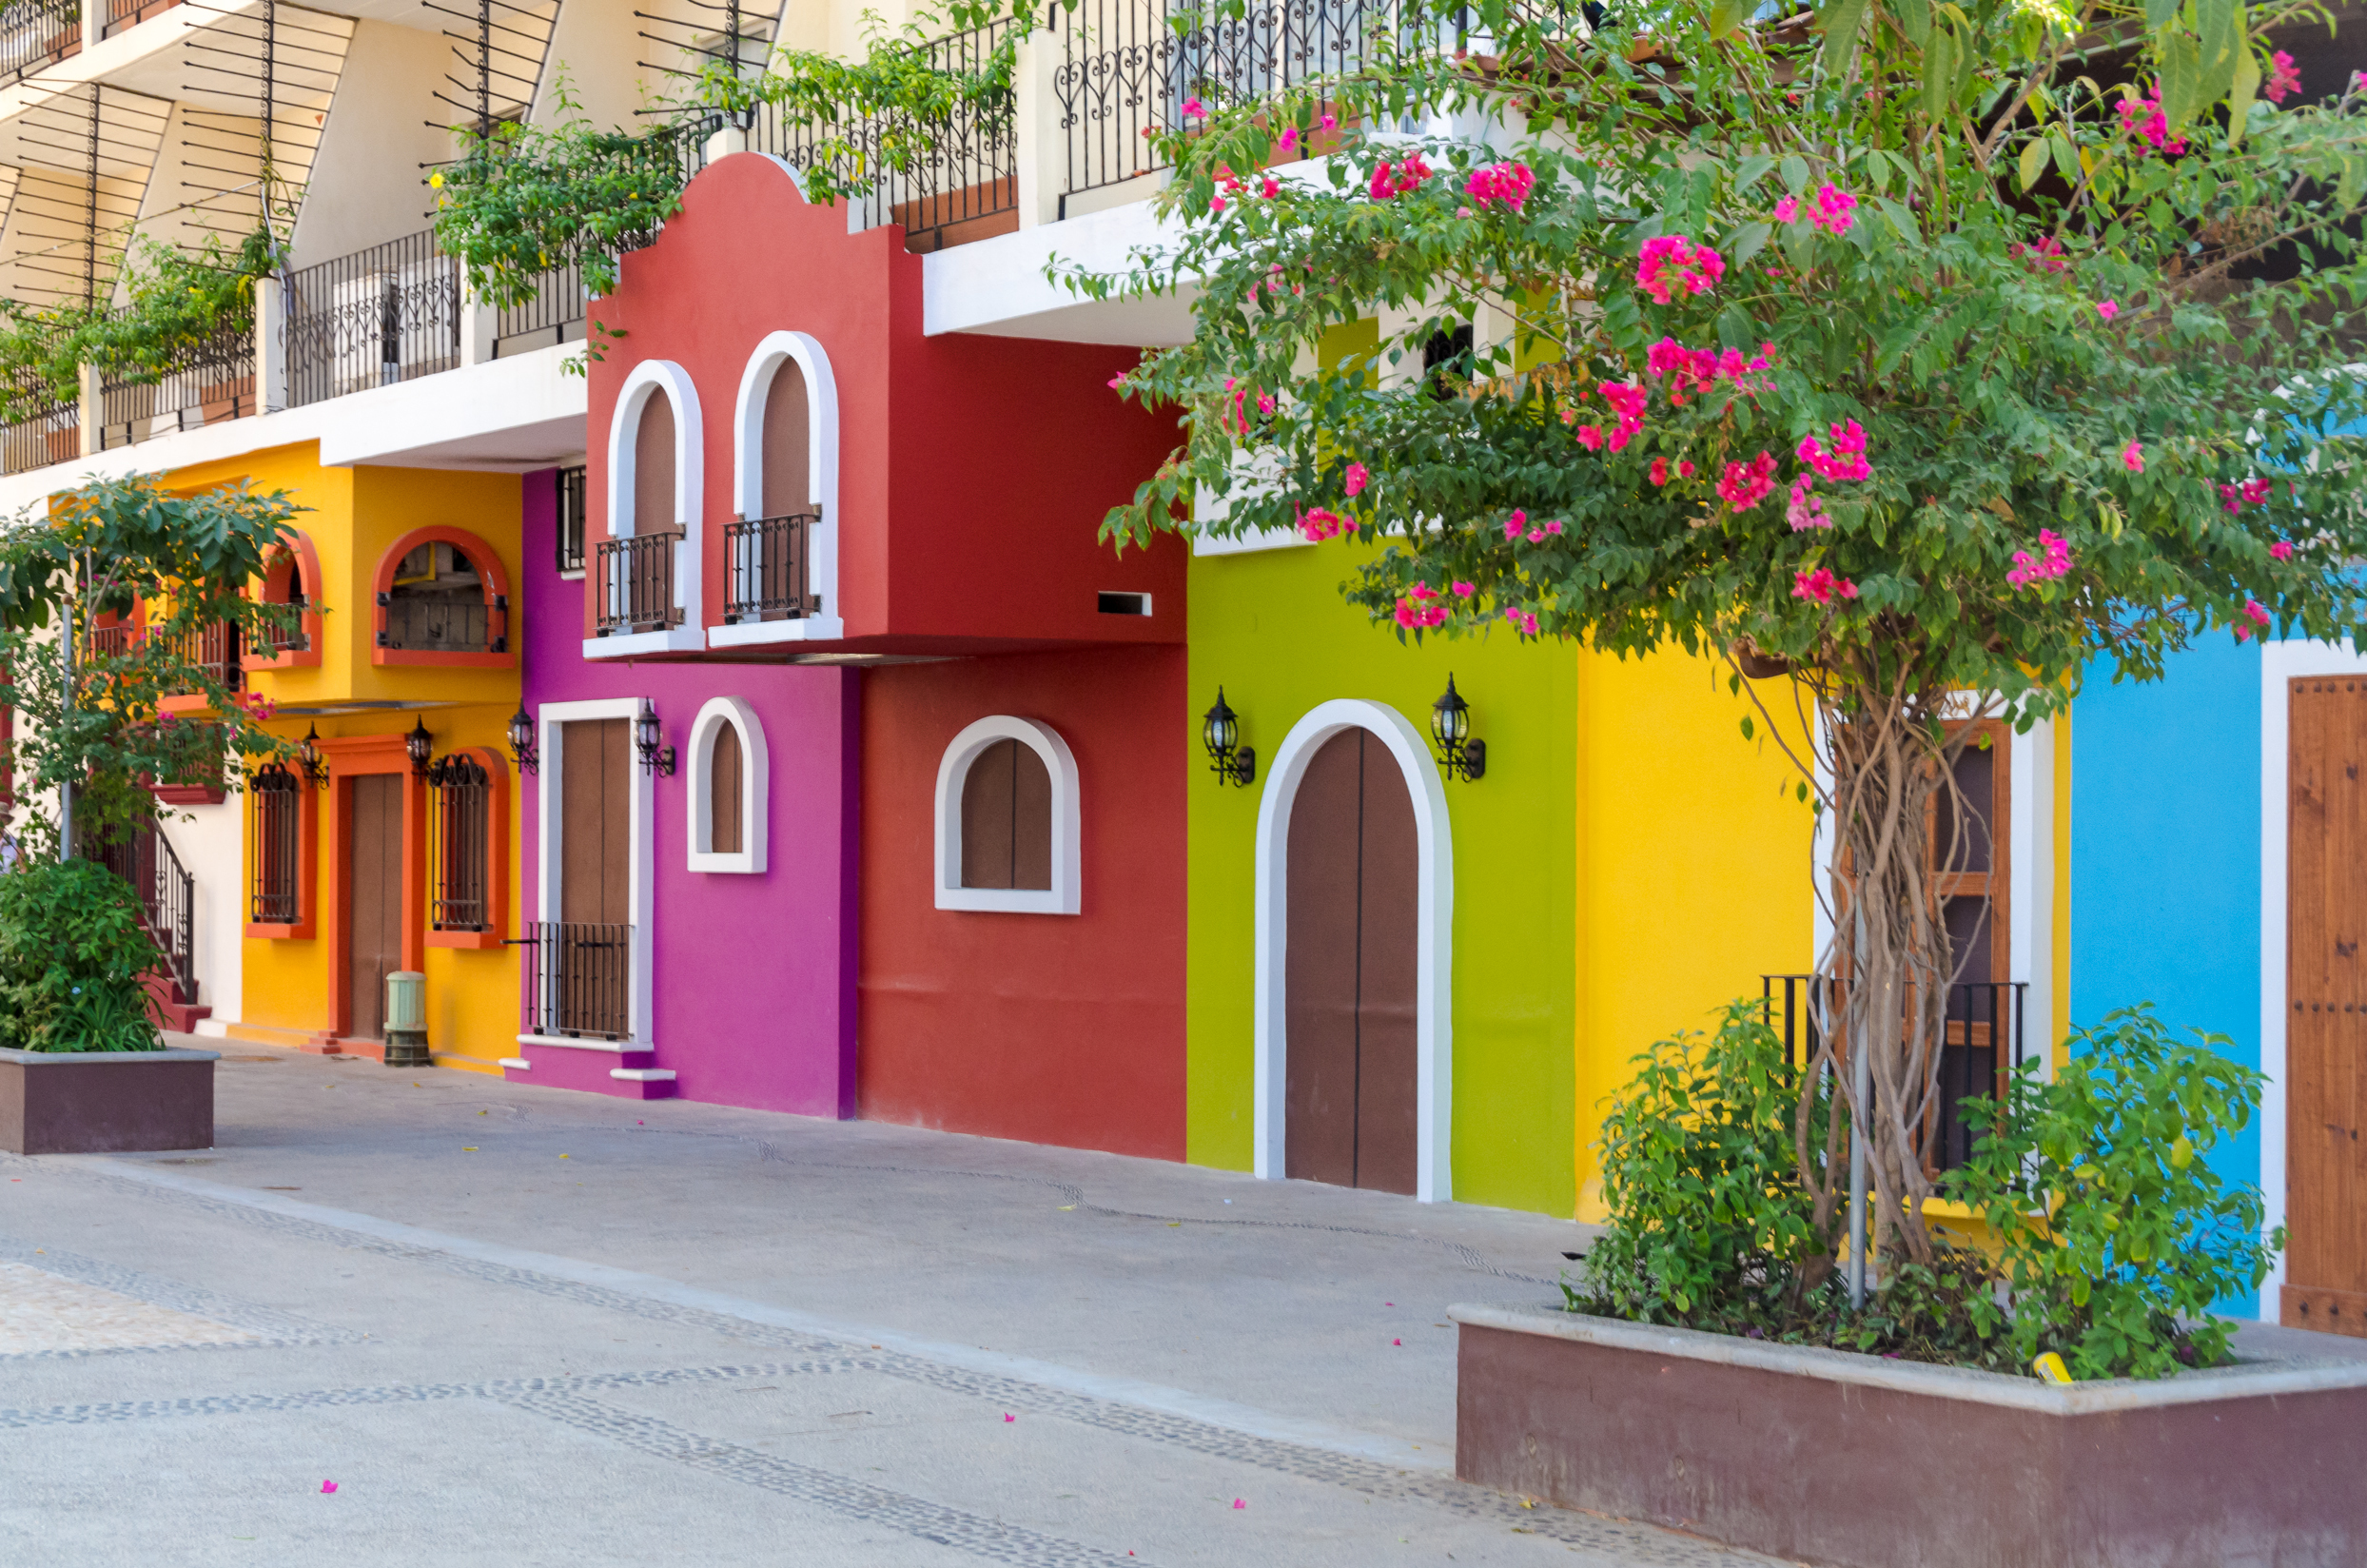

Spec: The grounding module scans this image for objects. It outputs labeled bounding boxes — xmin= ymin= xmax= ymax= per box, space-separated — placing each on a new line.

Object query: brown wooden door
xmin=959 ymin=737 xmax=1052 ymax=891
xmin=346 ymin=774 xmax=403 ymax=1039
xmin=560 ymin=718 xmax=631 ymax=924
xmin=2287 ymin=677 xmax=2367 ymax=1335
xmin=1284 ymin=728 xmax=1419 ymax=1195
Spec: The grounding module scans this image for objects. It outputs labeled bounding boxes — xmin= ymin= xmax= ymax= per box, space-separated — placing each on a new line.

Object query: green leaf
xmin=1871 ymin=194 xmax=1920 ymax=246
xmin=1734 ymin=154 xmax=1775 ymax=191
xmin=1895 ymin=0 xmax=1930 ymax=48
xmin=1731 ymin=221 xmax=1773 ymax=267
xmin=2339 ymin=155 xmax=2363 ymax=209
xmin=1780 ymin=154 xmax=1810 ymax=194
xmin=2227 ymin=44 xmax=2259 ymax=145
xmin=1709 ymin=0 xmax=1755 ymax=40
xmin=2144 ymin=0 xmax=2179 ymax=28
xmin=2050 ymin=133 xmax=2082 ymax=184
xmin=2161 ymin=33 xmax=2201 ymax=128
xmin=2018 ymin=135 xmax=2049 ymax=192
xmin=1740 ymin=714 xmax=1755 ymax=739
xmin=1922 ymin=27 xmax=1956 ymax=122
xmin=2197 ymin=0 xmax=2240 ymax=103
xmin=1820 ymin=0 xmax=1871 ymax=77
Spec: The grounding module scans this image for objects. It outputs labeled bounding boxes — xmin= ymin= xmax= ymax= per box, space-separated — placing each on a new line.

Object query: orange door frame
xmin=319 ymin=733 xmax=425 ymax=1040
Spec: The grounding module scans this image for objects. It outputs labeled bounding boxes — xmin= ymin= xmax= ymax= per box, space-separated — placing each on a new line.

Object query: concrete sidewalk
xmin=0 ymin=1041 xmax=1787 ymax=1567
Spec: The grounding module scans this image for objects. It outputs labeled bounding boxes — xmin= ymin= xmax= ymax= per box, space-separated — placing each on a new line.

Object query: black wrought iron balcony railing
xmin=517 ymin=920 xmax=633 ymax=1041
xmin=1760 ymin=972 xmax=2028 ymax=1176
xmin=742 ymin=17 xmax=1018 ymax=253
xmin=492 ymin=260 xmax=589 ymax=359
xmin=0 ymin=0 xmax=80 ymax=84
xmin=284 ymin=227 xmax=461 ymax=408
xmin=151 ymin=619 xmax=243 ymax=694
xmin=595 ymin=533 xmax=682 ymax=635
xmin=97 ymin=323 xmax=256 ymax=451
xmin=2 ymin=395 xmax=77 ymax=476
xmin=82 ymin=816 xmax=199 ymax=1007
xmin=722 ymin=512 xmax=820 ymax=623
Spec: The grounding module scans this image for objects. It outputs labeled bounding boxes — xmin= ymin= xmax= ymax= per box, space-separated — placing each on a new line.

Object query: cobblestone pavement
xmin=0 ymin=1045 xmax=1797 ymax=1567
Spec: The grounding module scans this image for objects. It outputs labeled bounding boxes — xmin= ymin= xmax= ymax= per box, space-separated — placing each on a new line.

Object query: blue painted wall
xmin=2070 ymin=637 xmax=2264 ymax=1314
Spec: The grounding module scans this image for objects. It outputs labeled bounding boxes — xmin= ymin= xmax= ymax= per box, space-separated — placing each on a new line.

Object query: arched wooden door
xmin=1284 ymin=727 xmax=1418 ymax=1194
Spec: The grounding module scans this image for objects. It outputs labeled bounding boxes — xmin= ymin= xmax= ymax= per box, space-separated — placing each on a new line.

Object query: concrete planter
xmin=1451 ymin=1302 xmax=2367 ymax=1568
xmin=0 ymin=1045 xmax=216 ymax=1155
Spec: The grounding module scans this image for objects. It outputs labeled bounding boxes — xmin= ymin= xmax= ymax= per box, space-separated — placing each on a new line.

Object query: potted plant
xmin=1083 ymin=0 xmax=2367 ymax=1558
xmin=0 ymin=473 xmax=305 ymax=1153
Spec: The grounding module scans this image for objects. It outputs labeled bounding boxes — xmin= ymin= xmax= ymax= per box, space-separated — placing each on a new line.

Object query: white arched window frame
xmin=932 ymin=715 xmax=1081 ymax=915
xmin=711 ymin=329 xmax=846 ymax=646
xmin=685 ymin=696 xmax=768 ymax=874
xmin=1251 ymin=699 xmax=1455 ymax=1203
xmin=587 ymin=359 xmax=705 ymax=658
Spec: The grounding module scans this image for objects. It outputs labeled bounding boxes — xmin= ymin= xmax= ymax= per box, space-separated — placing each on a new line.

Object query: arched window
xmin=598 ymin=361 xmax=702 ymax=646
xmin=246 ymin=531 xmax=323 ymax=670
xmin=715 ymin=332 xmax=840 ymax=642
xmin=933 ymin=716 xmax=1081 ymax=915
xmin=371 ymin=526 xmax=513 ymax=668
xmin=686 ymin=696 xmax=767 ymax=873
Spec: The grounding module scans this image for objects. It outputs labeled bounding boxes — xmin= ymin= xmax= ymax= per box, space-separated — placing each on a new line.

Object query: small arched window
xmin=246 ymin=531 xmax=323 ymax=670
xmin=371 ymin=526 xmax=513 ymax=667
xmin=686 ymin=696 xmax=767 ymax=874
xmin=598 ymin=361 xmax=702 ymax=646
xmin=635 ymin=392 xmax=676 ymax=537
xmin=760 ymin=357 xmax=809 ymax=519
xmin=933 ymin=716 xmax=1081 ymax=915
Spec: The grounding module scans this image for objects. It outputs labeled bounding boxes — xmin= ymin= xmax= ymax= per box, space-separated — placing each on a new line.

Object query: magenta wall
xmin=519 ymin=469 xmax=859 ymax=1117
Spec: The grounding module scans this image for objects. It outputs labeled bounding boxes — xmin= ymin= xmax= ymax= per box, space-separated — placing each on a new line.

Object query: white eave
xmin=922 ymin=200 xmax=1200 ymax=345
xmin=0 ymin=343 xmax=585 ymax=514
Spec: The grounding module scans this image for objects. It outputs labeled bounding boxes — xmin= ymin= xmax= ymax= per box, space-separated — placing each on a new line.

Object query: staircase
xmin=84 ymin=819 xmax=210 ymax=1033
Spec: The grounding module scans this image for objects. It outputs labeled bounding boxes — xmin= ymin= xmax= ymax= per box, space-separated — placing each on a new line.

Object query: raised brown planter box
xmin=1452 ymin=1302 xmax=2367 ymax=1568
xmin=0 ymin=1045 xmax=216 ymax=1155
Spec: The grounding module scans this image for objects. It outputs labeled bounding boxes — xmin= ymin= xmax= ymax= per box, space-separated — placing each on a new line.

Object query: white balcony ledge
xmin=923 ymin=199 xmax=1199 ymax=345
xmin=0 ymin=343 xmax=584 ymax=514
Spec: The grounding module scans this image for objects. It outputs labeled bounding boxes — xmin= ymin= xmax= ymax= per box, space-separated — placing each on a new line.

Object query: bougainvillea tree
xmin=1073 ymin=0 xmax=2367 ymax=1270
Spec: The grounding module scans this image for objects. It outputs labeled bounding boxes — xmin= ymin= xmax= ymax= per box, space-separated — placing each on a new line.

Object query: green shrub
xmin=0 ymin=858 xmax=161 ymax=1053
xmin=1947 ymin=1007 xmax=2281 ymax=1382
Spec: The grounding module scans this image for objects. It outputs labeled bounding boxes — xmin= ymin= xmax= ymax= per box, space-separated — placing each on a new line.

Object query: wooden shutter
xmin=958 ymin=737 xmax=1053 ymax=892
xmin=560 ymin=718 xmax=631 ymax=925
xmin=709 ymin=722 xmax=742 ymax=856
xmin=634 ymin=394 xmax=676 ymax=537
xmin=759 ymin=359 xmax=810 ymax=520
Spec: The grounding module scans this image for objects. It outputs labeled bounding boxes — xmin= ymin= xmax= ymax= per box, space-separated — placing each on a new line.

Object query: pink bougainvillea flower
xmin=1320 ymin=111 xmax=1338 ymax=130
xmin=1503 ymin=508 xmax=1528 ymax=540
xmin=1106 ymin=374 xmax=1125 ymax=389
xmin=2219 ymin=483 xmax=2244 ymax=514
xmin=1232 ymin=1499 xmax=1247 ymax=1510
xmin=2096 ymin=299 xmax=2119 ymax=321
xmin=1772 ymin=194 xmax=1800 ymax=224
xmin=1716 ymin=451 xmax=1779 ymax=512
xmin=2234 ymin=598 xmax=2274 ymax=641
xmin=2009 ymin=236 xmax=2071 ymax=274
xmin=1463 ymin=161 xmax=1536 ymax=212
xmin=1575 ymin=422 xmax=1605 ymax=451
xmin=2006 ymin=529 xmax=2073 ymax=588
xmin=1297 ymin=507 xmax=1350 ymax=542
xmin=1787 ymin=473 xmax=1829 ymax=531
xmin=1209 ymin=195 xmax=1225 ymax=213
xmin=1004 ymin=1414 xmax=1016 ymax=1422
xmin=2118 ymin=85 xmax=2190 ymax=155
xmin=1678 ymin=460 xmax=1694 ymax=479
xmin=1451 ymin=581 xmax=1475 ymax=598
xmin=2242 ymin=478 xmax=2274 ymax=505
xmin=1278 ymin=125 xmax=1298 ymax=151
xmin=1256 ymin=394 xmax=1276 ymax=416
xmin=1635 ymin=235 xmax=1725 ymax=304
xmin=1649 ymin=456 xmax=1673 ymax=486
xmin=2122 ymin=440 xmax=2145 ymax=473
xmin=1810 ymin=184 xmax=1857 ymax=234
xmin=321 ymin=1481 xmax=339 ymax=1495
xmin=2266 ymin=50 xmax=2303 ymax=105
xmin=1797 ymin=420 xmax=1872 ymax=483
xmin=1261 ymin=174 xmax=1280 ymax=199
xmin=1791 ymin=567 xmax=1857 ymax=604
xmin=1181 ymin=97 xmax=1207 ymax=119
xmin=1502 ymin=605 xmax=1539 ymax=636
xmin=2272 ymin=540 xmax=2297 ymax=560
xmin=1343 ymin=461 xmax=1368 ymax=498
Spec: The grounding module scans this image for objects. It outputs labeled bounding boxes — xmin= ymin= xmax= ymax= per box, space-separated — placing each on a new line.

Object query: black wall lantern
xmin=506 ymin=703 xmax=538 ymax=774
xmin=636 ymin=698 xmax=676 ymax=777
xmin=298 ymin=723 xmax=328 ymax=789
xmin=403 ymin=717 xmax=434 ymax=777
xmin=1431 ymin=675 xmax=1486 ymax=782
xmin=1202 ymin=687 xmax=1255 ymax=787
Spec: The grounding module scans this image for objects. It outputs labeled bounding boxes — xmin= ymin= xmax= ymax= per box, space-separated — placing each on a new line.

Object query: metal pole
xmin=57 ymin=580 xmax=74 ymax=860
xmin=1847 ymin=908 xmax=1869 ymax=1310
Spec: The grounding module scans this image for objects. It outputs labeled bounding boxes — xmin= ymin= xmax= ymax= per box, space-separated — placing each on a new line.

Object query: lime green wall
xmin=1184 ymin=537 xmax=1581 ymax=1216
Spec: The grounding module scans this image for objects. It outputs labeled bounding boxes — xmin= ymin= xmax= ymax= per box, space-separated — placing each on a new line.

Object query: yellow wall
xmin=1574 ymin=649 xmax=1817 ymax=1219
xmin=220 ymin=443 xmax=524 ymax=1073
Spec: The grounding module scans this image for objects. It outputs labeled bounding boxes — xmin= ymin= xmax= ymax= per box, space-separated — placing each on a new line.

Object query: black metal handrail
xmin=105 ymin=0 xmax=174 ymax=36
xmin=518 ymin=920 xmax=633 ymax=1041
xmin=152 ymin=619 xmax=242 ymax=695
xmin=722 ymin=511 xmax=820 ymax=623
xmin=0 ymin=0 xmax=80 ymax=83
xmin=743 ymin=18 xmax=1018 ymax=253
xmin=2 ymin=397 xmax=77 ymax=475
xmin=1760 ymin=972 xmax=2028 ymax=1175
xmin=595 ymin=533 xmax=681 ymax=634
xmin=492 ymin=260 xmax=588 ymax=357
xmin=97 ymin=323 xmax=257 ymax=450
xmin=284 ymin=229 xmax=461 ymax=407
xmin=85 ymin=816 xmax=199 ymax=1007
